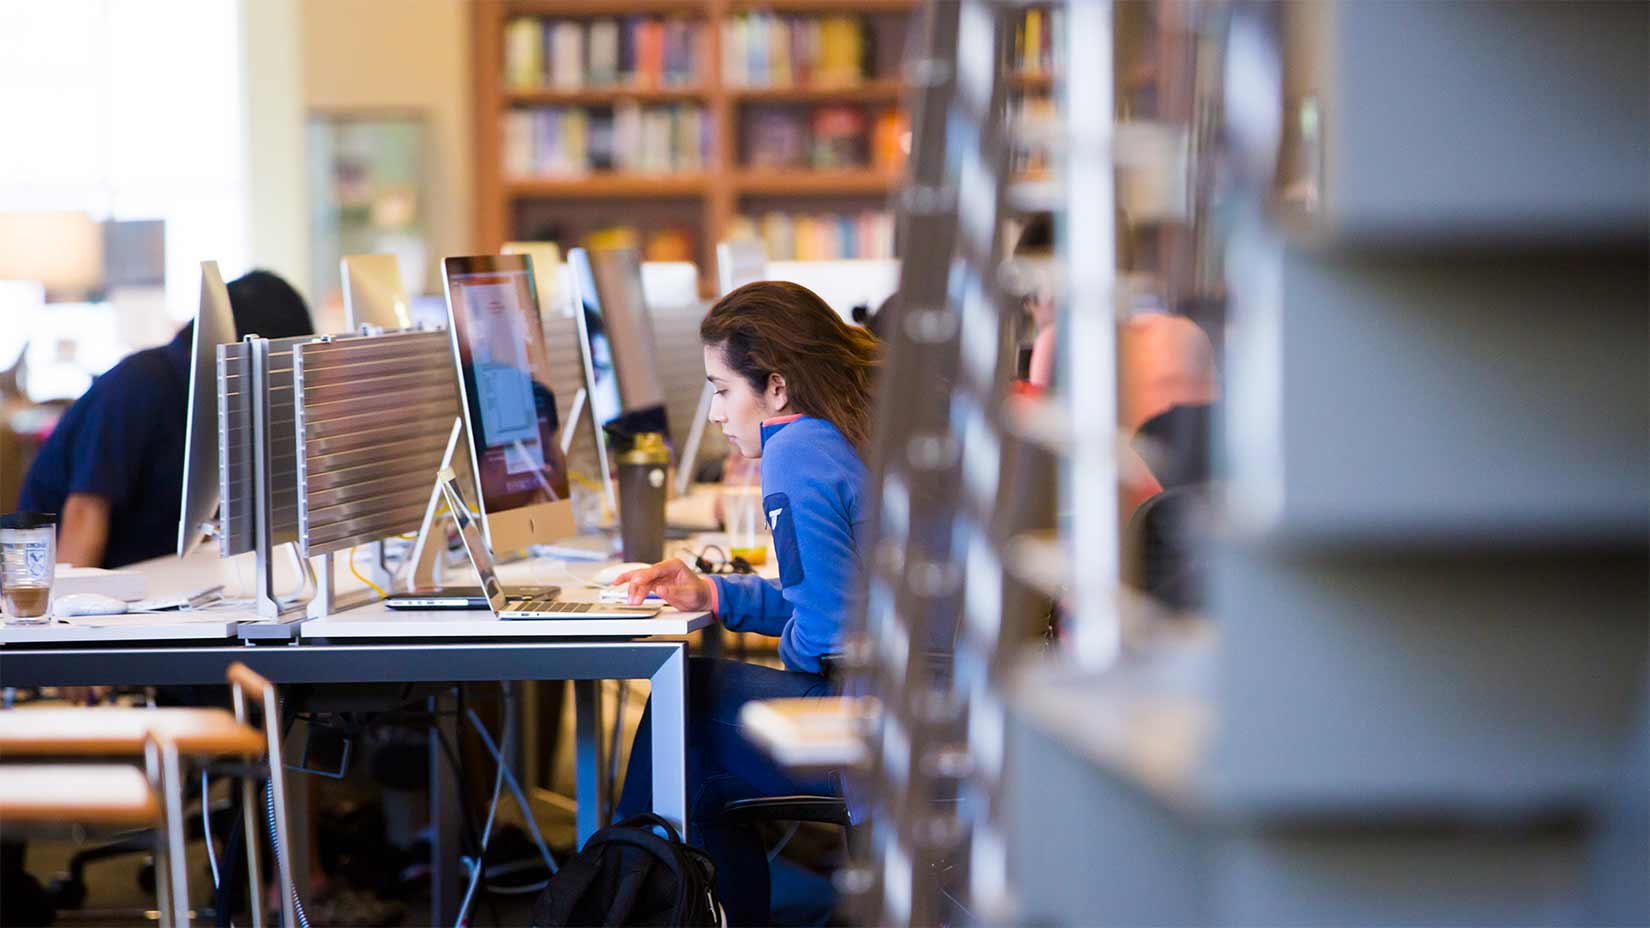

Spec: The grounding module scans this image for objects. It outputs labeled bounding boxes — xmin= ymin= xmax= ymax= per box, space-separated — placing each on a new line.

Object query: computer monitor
xmin=568 ymin=246 xmax=670 ymax=513
xmin=442 ymin=254 xmax=575 ymax=553
xmin=502 ymin=241 xmax=564 ymax=326
xmin=177 ymin=260 xmax=236 ymax=557
xmin=717 ymin=240 xmax=768 ymax=295
xmin=341 ymin=254 xmax=412 ymax=332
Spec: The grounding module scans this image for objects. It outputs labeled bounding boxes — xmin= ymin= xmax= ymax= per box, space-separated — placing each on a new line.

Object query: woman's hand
xmin=613 ymin=558 xmax=713 ymax=610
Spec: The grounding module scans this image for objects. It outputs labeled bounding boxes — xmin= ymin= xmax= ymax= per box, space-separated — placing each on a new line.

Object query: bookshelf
xmin=472 ymin=0 xmax=918 ymax=292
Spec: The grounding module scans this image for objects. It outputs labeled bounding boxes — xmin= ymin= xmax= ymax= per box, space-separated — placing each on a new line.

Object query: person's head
xmin=700 ymin=281 xmax=879 ymax=458
xmin=1015 ymin=213 xmax=1056 ymax=329
xmin=227 ymin=270 xmax=313 ymax=341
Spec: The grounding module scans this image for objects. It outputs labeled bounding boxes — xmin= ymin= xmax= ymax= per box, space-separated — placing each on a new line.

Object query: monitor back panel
xmin=293 ymin=330 xmax=463 ymax=555
xmin=216 ymin=335 xmax=310 ymax=556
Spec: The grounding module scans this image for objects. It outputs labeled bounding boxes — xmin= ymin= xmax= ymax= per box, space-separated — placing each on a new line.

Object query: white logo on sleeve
xmin=768 ymin=508 xmax=784 ymax=530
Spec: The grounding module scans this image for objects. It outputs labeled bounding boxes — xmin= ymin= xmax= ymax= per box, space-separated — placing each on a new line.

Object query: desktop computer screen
xmin=442 ymin=254 xmax=573 ymax=551
xmin=568 ymin=246 xmax=670 ymax=509
xmin=177 ymin=260 xmax=236 ymax=557
xmin=341 ymin=253 xmax=412 ymax=332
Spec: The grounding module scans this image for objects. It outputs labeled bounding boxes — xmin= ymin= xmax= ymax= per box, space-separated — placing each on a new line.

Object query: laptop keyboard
xmin=504 ymin=599 xmax=659 ymax=615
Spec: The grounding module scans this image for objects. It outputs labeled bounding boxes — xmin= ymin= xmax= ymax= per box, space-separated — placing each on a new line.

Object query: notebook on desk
xmin=436 ymin=468 xmax=662 ymax=621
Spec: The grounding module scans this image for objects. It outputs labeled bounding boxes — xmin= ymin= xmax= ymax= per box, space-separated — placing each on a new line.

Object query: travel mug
xmin=616 ymin=432 xmax=669 ymax=564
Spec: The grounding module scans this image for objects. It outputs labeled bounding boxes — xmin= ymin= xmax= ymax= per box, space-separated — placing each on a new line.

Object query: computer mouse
xmin=594 ymin=562 xmax=654 ymax=586
xmin=55 ymin=593 xmax=129 ymax=617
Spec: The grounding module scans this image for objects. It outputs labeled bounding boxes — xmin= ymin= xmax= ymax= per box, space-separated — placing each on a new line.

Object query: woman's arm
xmin=763 ymin=437 xmax=864 ymax=673
xmin=709 ymin=574 xmax=792 ymax=637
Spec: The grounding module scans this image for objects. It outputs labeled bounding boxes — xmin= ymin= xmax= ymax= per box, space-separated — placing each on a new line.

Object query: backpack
xmin=531 ymin=814 xmax=724 ymax=927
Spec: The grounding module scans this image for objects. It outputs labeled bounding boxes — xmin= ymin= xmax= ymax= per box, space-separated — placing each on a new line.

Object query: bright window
xmin=0 ymin=0 xmax=248 ymax=324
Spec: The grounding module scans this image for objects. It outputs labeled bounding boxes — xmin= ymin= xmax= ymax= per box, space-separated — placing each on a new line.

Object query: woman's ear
xmin=766 ymin=372 xmax=789 ymax=412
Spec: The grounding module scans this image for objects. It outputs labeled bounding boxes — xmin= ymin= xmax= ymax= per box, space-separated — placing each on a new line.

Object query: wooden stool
xmin=0 ymin=703 xmax=283 ymax=927
xmin=227 ymin=663 xmax=298 ymax=928
xmin=0 ymin=754 xmax=178 ymax=927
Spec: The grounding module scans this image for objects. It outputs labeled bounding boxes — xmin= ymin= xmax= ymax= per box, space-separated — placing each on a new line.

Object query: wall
xmin=300 ymin=0 xmax=474 ymax=295
xmin=241 ymin=0 xmax=310 ymax=300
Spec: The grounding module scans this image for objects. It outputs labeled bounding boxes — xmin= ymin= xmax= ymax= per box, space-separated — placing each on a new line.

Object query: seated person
xmin=611 ymin=281 xmax=878 ymax=926
xmin=18 ymin=270 xmax=314 ymax=568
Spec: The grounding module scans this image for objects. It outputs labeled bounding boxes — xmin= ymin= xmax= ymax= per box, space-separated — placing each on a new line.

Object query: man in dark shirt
xmin=18 ymin=270 xmax=313 ymax=568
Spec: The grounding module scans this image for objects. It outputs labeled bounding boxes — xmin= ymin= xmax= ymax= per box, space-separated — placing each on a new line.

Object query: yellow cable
xmin=347 ymin=545 xmax=388 ymax=598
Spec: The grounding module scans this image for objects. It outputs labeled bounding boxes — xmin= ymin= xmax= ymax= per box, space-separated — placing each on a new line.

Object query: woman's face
xmin=704 ymin=343 xmax=786 ymax=458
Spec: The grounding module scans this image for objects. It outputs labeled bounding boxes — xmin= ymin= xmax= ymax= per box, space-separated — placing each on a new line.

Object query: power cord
xmin=347 ymin=545 xmax=388 ymax=598
xmin=678 ymin=544 xmax=755 ymax=576
xmin=463 ymin=688 xmax=559 ymax=881
xmin=455 ymin=689 xmax=511 ymax=928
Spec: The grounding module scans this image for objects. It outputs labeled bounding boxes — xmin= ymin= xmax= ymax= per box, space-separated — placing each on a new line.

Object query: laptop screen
xmin=437 ymin=467 xmax=506 ymax=614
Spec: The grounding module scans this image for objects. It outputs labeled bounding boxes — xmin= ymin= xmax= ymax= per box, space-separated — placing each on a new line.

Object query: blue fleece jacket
xmin=709 ymin=415 xmax=867 ymax=673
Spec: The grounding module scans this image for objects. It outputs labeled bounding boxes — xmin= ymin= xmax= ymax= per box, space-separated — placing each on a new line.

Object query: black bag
xmin=531 ymin=814 xmax=723 ymax=927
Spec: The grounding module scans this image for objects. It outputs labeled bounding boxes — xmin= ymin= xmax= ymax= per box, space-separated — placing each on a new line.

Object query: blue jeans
xmin=617 ymin=657 xmax=836 ymax=926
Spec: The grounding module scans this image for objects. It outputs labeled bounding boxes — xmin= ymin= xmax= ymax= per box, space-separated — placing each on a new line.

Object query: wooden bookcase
xmin=471 ymin=0 xmax=917 ymax=293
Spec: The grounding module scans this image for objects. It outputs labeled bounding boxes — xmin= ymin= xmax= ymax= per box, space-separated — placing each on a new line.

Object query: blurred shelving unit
xmin=471 ymin=0 xmax=918 ymax=293
xmin=1000 ymin=2 xmax=1649 ymax=926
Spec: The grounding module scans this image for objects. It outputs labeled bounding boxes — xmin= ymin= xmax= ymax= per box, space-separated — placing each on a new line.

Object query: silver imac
xmin=567 ymin=246 xmax=670 ymax=513
xmin=177 ymin=260 xmax=236 ymax=557
xmin=441 ymin=253 xmax=576 ymax=553
xmin=341 ymin=253 xmax=411 ymax=332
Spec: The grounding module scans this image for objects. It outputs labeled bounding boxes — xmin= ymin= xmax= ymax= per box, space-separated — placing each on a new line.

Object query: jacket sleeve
xmin=765 ymin=438 xmax=864 ymax=674
xmin=709 ymin=574 xmax=792 ymax=637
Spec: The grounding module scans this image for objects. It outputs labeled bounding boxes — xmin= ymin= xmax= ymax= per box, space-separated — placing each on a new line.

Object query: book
xmin=810 ymin=105 xmax=868 ymax=169
xmin=588 ymin=19 xmax=620 ymax=86
xmin=726 ymin=13 xmax=868 ymax=88
xmin=745 ymin=106 xmax=808 ymax=169
xmin=742 ymin=210 xmax=893 ymax=261
xmin=551 ymin=20 xmax=583 ymax=89
xmin=505 ymin=17 xmax=542 ymax=89
xmin=872 ymin=107 xmax=908 ymax=171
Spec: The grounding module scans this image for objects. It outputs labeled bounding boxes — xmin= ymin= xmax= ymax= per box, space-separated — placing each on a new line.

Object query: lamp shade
xmin=0 ymin=211 xmax=104 ymax=301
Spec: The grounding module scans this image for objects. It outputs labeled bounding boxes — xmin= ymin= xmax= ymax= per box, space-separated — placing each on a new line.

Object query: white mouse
xmin=55 ymin=593 xmax=129 ymax=617
xmin=593 ymin=562 xmax=654 ymax=586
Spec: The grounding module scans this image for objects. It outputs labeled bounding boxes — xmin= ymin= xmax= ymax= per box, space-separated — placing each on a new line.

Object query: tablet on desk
xmin=385 ymin=586 xmax=560 ymax=611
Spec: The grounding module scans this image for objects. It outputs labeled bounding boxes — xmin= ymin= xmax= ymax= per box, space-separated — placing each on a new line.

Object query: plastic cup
xmin=2 ymin=512 xmax=57 ymax=625
xmin=720 ymin=486 xmax=768 ymax=566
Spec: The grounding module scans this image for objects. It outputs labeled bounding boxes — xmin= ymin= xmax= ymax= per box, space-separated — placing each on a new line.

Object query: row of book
xmin=1008 ymin=6 xmax=1061 ymax=78
xmin=729 ymin=211 xmax=896 ymax=262
xmin=504 ymin=105 xmax=708 ymax=177
xmin=745 ymin=105 xmax=907 ymax=172
xmin=721 ymin=13 xmax=872 ymax=88
xmin=504 ymin=17 xmax=704 ymax=90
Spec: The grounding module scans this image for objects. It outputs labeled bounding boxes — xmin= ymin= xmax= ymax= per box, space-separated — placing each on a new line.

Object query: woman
xmin=612 ymin=280 xmax=878 ymax=925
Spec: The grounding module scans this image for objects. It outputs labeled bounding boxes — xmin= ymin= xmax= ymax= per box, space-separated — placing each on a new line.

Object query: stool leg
xmin=146 ymin=741 xmax=177 ymax=928
xmin=261 ymin=690 xmax=297 ymax=928
xmin=239 ymin=770 xmax=266 ymax=928
xmin=159 ymin=740 xmax=192 ymax=928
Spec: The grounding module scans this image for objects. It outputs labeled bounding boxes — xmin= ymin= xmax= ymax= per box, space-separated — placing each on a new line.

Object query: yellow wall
xmin=301 ymin=0 xmax=473 ymax=292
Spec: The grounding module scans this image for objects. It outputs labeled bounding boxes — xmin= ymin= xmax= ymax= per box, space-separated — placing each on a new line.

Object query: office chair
xmin=720 ymin=651 xmax=959 ymax=924
xmin=1124 ymin=485 xmax=1209 ymax=612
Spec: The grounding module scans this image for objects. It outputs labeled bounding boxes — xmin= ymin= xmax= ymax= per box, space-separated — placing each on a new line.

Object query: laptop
xmin=435 ymin=467 xmax=662 ymax=620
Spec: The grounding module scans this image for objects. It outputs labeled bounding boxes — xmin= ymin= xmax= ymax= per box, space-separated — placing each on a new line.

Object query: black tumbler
xmin=616 ymin=432 xmax=669 ymax=563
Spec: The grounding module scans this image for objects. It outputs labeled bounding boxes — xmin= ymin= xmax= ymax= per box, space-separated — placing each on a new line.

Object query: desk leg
xmin=650 ymin=645 xmax=688 ymax=841
xmin=429 ymin=690 xmax=462 ymax=927
xmin=573 ymin=680 xmax=605 ymax=846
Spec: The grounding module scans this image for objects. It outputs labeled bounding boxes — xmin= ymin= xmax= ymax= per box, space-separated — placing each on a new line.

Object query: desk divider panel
xmin=293 ymin=330 xmax=464 ymax=556
xmin=216 ymin=335 xmax=311 ymax=557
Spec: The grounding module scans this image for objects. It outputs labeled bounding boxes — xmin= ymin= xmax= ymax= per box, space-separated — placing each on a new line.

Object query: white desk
xmin=0 ymin=542 xmax=719 ymax=926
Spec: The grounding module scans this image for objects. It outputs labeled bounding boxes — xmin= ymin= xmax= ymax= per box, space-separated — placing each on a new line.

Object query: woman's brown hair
xmin=700 ymin=281 xmax=880 ymax=451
